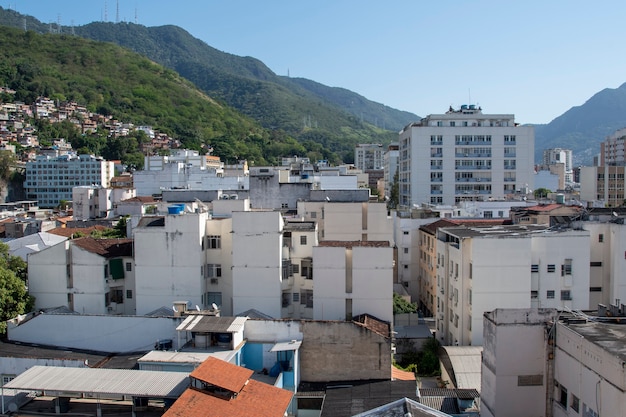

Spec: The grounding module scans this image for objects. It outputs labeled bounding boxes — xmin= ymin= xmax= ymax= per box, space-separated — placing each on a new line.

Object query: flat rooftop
xmin=563 ymin=320 xmax=626 ymax=363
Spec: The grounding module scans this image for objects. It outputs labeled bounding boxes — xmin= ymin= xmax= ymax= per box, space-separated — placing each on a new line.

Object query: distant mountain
xmin=534 ymin=83 xmax=626 ymax=165
xmin=0 ymin=7 xmax=418 ymax=163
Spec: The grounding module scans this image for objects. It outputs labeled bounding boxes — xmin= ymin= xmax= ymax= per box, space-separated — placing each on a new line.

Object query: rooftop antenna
xmin=468 ymin=88 xmax=471 ymax=105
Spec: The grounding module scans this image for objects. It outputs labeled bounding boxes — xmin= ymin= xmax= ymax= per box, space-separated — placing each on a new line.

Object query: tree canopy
xmin=0 ymin=242 xmax=31 ymax=334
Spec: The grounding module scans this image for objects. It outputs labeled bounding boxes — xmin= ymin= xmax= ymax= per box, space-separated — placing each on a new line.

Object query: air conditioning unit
xmin=210 ymin=278 xmax=219 ymax=284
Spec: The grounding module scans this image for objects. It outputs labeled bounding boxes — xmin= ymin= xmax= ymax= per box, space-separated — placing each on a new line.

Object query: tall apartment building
xmin=383 ymin=143 xmax=399 ymax=200
xmin=600 ymin=127 xmax=626 ymax=166
xmin=398 ymin=106 xmax=534 ymax=207
xmin=542 ymin=147 xmax=573 ymax=183
xmin=354 ymin=143 xmax=385 ymax=171
xmin=24 ymin=154 xmax=115 ymax=208
xmin=579 ymin=165 xmax=626 ymax=207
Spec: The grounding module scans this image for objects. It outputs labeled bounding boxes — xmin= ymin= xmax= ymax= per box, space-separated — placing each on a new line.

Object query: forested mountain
xmin=0 ymin=7 xmax=415 ymax=164
xmin=534 ymin=83 xmax=626 ymax=165
xmin=0 ymin=25 xmax=312 ymax=165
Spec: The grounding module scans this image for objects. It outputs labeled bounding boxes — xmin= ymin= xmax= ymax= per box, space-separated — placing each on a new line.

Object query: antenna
xmin=104 ymin=1 xmax=108 ymax=22
xmin=468 ymin=88 xmax=471 ymax=105
xmin=116 ymin=0 xmax=120 ymax=23
xmin=135 ymin=8 xmax=138 ymax=24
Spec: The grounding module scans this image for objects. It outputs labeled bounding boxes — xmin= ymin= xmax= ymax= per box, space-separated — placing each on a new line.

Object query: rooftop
xmin=563 ymin=320 xmax=626 ymax=363
xmin=318 ymin=240 xmax=391 ymax=248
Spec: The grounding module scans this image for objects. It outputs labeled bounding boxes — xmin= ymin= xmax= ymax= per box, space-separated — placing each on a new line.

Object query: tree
xmin=393 ymin=292 xmax=417 ymax=314
xmin=534 ymin=188 xmax=551 ymax=199
xmin=0 ymin=242 xmax=31 ymax=334
xmin=388 ymin=171 xmax=399 ymax=209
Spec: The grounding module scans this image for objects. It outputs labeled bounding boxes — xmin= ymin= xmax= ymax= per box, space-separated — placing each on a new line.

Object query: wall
xmin=299 ymin=320 xmax=391 ymax=382
xmin=28 ymin=241 xmax=70 ymax=311
xmin=7 ymin=314 xmax=181 ymax=353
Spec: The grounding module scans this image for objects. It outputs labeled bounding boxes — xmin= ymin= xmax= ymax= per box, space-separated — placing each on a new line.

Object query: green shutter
xmin=109 ymin=258 xmax=125 ymax=280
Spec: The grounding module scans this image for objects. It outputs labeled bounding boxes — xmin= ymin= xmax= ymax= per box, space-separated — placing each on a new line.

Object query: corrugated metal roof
xmin=176 ymin=315 xmax=247 ymax=333
xmin=270 ymin=340 xmax=302 ymax=352
xmin=4 ymin=366 xmax=189 ymax=398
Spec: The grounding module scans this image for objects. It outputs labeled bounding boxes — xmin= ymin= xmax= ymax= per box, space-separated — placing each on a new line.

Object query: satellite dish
xmin=172 ymin=306 xmax=177 ymax=312
xmin=195 ymin=305 xmax=201 ymax=311
xmin=211 ymin=303 xmax=218 ymax=310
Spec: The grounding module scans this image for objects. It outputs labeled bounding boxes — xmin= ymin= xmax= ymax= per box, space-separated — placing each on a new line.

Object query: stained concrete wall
xmin=299 ymin=320 xmax=391 ymax=382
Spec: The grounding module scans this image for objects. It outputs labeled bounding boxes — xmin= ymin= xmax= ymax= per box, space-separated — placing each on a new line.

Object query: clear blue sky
xmin=5 ymin=0 xmax=626 ymax=125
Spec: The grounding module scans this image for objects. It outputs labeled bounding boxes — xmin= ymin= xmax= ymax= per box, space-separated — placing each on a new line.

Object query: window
xmin=561 ymin=259 xmax=572 ymax=276
xmin=282 ymin=292 xmax=291 ymax=308
xmin=300 ymin=235 xmax=307 ymax=245
xmin=547 ymin=290 xmax=555 ymax=299
xmin=206 ymin=235 xmax=221 ymax=249
xmin=203 ymin=292 xmax=222 ymax=306
xmin=1 ymin=374 xmax=16 ymax=386
xmin=110 ymin=289 xmax=123 ymax=304
xmin=301 ymin=289 xmax=313 ymax=308
xmin=125 ymin=262 xmax=132 ymax=272
xmin=518 ymin=375 xmax=543 ymax=386
xmin=598 ymin=233 xmax=604 ymax=243
xmin=293 ymin=292 xmax=300 ymax=303
xmin=547 ymin=264 xmax=556 ymax=273
xmin=558 ymin=384 xmax=568 ymax=408
xmin=561 ymin=290 xmax=572 ymax=301
xmin=531 ymin=290 xmax=538 ymax=299
xmin=404 ymin=248 xmax=409 ymax=254
xmin=126 ymin=289 xmax=133 ymax=299
xmin=531 ymin=264 xmax=539 ymax=273
xmin=301 ymin=258 xmax=313 ymax=279
xmin=590 ymin=287 xmax=602 ymax=292
xmin=206 ymin=264 xmax=222 ymax=278
xmin=571 ymin=394 xmax=579 ymax=413
xmin=590 ymin=261 xmax=602 ymax=267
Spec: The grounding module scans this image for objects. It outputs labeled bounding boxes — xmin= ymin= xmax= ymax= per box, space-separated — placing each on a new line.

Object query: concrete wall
xmin=28 ymin=241 xmax=70 ymax=311
xmin=481 ymin=308 xmax=558 ymax=417
xmin=7 ymin=314 xmax=181 ymax=353
xmin=299 ymin=320 xmax=391 ymax=382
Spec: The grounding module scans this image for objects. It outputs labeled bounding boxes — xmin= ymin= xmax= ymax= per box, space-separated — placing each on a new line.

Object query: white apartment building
xmin=435 ymin=224 xmax=590 ymax=346
xmin=398 ymin=105 xmax=534 ymax=207
xmin=542 ymin=148 xmax=573 ymax=184
xmin=482 ymin=308 xmax=626 ymax=417
xmin=600 ymin=127 xmax=626 ymax=166
xmin=313 ymin=241 xmax=394 ymax=323
xmin=28 ymin=238 xmax=135 ymax=315
xmin=27 ymin=200 xmax=394 ymax=322
xmin=354 ymin=143 xmax=385 ymax=171
xmin=24 ymin=154 xmax=115 ymax=208
xmin=383 ymin=143 xmax=399 ymax=200
xmin=72 ymin=185 xmax=135 ymax=220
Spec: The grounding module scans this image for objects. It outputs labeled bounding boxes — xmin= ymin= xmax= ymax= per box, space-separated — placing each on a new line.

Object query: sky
xmin=4 ymin=0 xmax=626 ymax=125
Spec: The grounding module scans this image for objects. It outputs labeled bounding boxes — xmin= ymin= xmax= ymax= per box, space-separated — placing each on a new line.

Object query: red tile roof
xmin=165 ymin=359 xmax=293 ymax=417
xmin=47 ymin=225 xmax=111 ymax=237
xmin=72 ymin=237 xmax=133 ymax=258
xmin=525 ymin=203 xmax=563 ymax=212
xmin=190 ymin=357 xmax=253 ymax=393
xmin=392 ymin=366 xmax=416 ymax=381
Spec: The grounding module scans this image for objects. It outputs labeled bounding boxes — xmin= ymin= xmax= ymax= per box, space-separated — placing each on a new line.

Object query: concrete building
xmin=398 ymin=105 xmax=534 ymax=207
xmin=482 ymin=307 xmax=626 ymax=417
xmin=28 ymin=237 xmax=135 ymax=315
xmin=355 ymin=143 xmax=385 ymax=171
xmin=600 ymin=127 xmax=626 ymax=166
xmin=24 ymin=154 xmax=115 ymax=208
xmin=542 ymin=148 xmax=573 ymax=184
xmin=435 ymin=224 xmax=590 ymax=346
xmin=383 ymin=143 xmax=399 ymax=201
xmin=481 ymin=308 xmax=560 ymax=417
xmin=72 ymin=185 xmax=135 ymax=220
xmin=579 ymin=165 xmax=626 ymax=207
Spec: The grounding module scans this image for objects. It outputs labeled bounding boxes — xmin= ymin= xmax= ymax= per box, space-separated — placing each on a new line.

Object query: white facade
xmin=383 ymin=143 xmax=399 ymax=200
xmin=436 ymin=225 xmax=590 ymax=346
xmin=28 ymin=238 xmax=136 ymax=315
xmin=398 ymin=106 xmax=534 ymax=207
xmin=232 ymin=211 xmax=284 ymax=318
xmin=355 ymin=143 xmax=385 ymax=171
xmin=24 ymin=154 xmax=115 ymax=208
xmin=481 ymin=309 xmax=560 ymax=417
xmin=313 ymin=244 xmax=393 ymax=323
xmin=73 ymin=185 xmax=135 ymax=220
xmin=133 ymin=211 xmax=208 ymax=314
xmin=542 ymin=148 xmax=573 ymax=183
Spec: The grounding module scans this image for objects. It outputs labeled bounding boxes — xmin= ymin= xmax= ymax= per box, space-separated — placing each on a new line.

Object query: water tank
xmin=168 ymin=205 xmax=184 ymax=215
